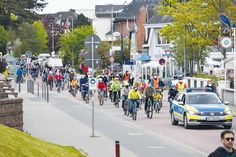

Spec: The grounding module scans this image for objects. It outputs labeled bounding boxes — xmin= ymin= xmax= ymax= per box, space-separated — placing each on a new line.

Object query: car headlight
xmin=188 ymin=110 xmax=198 ymax=115
xmin=224 ymin=109 xmax=232 ymax=115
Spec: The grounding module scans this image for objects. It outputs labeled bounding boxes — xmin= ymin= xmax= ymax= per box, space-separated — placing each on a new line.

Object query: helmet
xmin=99 ymin=78 xmax=103 ymax=81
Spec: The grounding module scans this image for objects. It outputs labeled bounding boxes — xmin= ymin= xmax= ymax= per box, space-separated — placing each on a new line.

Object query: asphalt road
xmin=47 ymin=89 xmax=208 ymax=157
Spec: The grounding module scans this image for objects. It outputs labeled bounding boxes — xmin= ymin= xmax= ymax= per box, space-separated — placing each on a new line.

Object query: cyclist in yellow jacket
xmin=128 ymin=86 xmax=142 ymax=114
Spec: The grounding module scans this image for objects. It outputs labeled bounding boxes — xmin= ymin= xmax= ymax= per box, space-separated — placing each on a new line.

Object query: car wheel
xmin=171 ymin=111 xmax=178 ymax=125
xmin=184 ymin=115 xmax=191 ymax=129
xmin=224 ymin=124 xmax=232 ymax=129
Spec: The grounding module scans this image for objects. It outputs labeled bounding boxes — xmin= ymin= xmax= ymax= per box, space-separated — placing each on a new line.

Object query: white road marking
xmin=147 ymin=146 xmax=165 ymax=149
xmin=128 ymin=132 xmax=143 ymax=136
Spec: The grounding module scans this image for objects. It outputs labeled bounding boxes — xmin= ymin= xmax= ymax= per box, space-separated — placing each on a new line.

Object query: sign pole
xmin=91 ymin=36 xmax=95 ymax=137
xmin=84 ymin=34 xmax=101 ymax=137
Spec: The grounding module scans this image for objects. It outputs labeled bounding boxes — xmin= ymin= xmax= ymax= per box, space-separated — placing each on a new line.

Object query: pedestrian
xmin=208 ymin=130 xmax=236 ymax=157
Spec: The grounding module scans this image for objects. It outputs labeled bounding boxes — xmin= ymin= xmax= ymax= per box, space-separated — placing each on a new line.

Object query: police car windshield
xmin=186 ymin=93 xmax=222 ymax=104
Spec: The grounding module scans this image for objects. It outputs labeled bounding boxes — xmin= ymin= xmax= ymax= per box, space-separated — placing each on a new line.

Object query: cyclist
xmin=47 ymin=71 xmax=54 ymax=90
xmin=80 ymin=75 xmax=89 ymax=100
xmin=97 ymin=78 xmax=106 ymax=98
xmin=143 ymin=82 xmax=154 ymax=112
xmin=153 ymin=89 xmax=163 ymax=107
xmin=121 ymin=82 xmax=130 ymax=109
xmin=168 ymin=84 xmax=178 ymax=101
xmin=55 ymin=69 xmax=63 ymax=92
xmin=70 ymin=77 xmax=78 ymax=96
xmin=128 ymin=86 xmax=142 ymax=115
xmin=71 ymin=77 xmax=78 ymax=89
xmin=111 ymin=78 xmax=121 ymax=103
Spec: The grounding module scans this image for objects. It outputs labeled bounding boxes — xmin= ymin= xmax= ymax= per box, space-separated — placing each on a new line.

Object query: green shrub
xmin=194 ymin=73 xmax=223 ymax=82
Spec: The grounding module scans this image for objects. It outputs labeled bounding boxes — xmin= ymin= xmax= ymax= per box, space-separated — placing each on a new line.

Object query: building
xmin=93 ymin=5 xmax=126 ymax=41
xmin=113 ymin=0 xmax=159 ymax=53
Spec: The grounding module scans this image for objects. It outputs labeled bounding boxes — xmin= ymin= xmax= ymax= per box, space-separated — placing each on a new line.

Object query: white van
xmin=38 ymin=53 xmax=50 ymax=65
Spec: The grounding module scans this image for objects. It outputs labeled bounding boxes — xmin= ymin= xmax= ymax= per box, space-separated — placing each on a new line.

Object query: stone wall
xmin=0 ymin=79 xmax=23 ymax=131
xmin=0 ymin=98 xmax=23 ymax=131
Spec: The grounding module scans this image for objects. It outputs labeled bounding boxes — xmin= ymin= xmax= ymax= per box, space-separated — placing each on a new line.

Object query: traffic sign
xmin=159 ymin=58 xmax=166 ymax=65
xmin=218 ymin=36 xmax=233 ymax=49
xmin=219 ymin=14 xmax=232 ymax=28
xmin=89 ymin=77 xmax=97 ymax=90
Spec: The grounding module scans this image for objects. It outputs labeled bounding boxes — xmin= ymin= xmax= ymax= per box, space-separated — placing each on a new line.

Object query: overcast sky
xmin=40 ymin=0 xmax=132 ymax=14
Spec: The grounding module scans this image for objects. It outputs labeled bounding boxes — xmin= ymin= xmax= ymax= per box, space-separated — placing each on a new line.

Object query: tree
xmin=158 ymin=0 xmax=236 ymax=74
xmin=0 ymin=0 xmax=47 ymax=29
xmin=59 ymin=25 xmax=94 ymax=68
xmin=97 ymin=41 xmax=110 ymax=69
xmin=16 ymin=21 xmax=48 ymax=57
xmin=32 ymin=21 xmax=48 ymax=55
xmin=76 ymin=13 xmax=91 ymax=27
xmin=0 ymin=25 xmax=9 ymax=54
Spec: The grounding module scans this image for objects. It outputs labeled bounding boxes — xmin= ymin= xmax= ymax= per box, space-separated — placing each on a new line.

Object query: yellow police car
xmin=170 ymin=88 xmax=233 ymax=129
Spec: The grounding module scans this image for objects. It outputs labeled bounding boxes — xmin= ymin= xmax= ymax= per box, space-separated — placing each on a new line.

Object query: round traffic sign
xmin=90 ymin=78 xmax=96 ymax=84
xmin=159 ymin=58 xmax=166 ymax=65
xmin=221 ymin=37 xmax=233 ymax=48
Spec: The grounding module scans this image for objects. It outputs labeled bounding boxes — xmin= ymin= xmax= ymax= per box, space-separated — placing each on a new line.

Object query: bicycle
xmin=70 ymin=86 xmax=77 ymax=97
xmin=146 ymin=97 xmax=154 ymax=119
xmin=98 ymin=89 xmax=105 ymax=106
xmin=84 ymin=92 xmax=89 ymax=103
xmin=56 ymin=80 xmax=61 ymax=93
xmin=129 ymin=99 xmax=140 ymax=120
xmin=113 ymin=91 xmax=119 ymax=108
xmin=122 ymin=97 xmax=129 ymax=115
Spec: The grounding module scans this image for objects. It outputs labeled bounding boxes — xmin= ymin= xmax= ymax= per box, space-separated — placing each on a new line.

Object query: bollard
xmin=18 ymin=81 xmax=21 ymax=93
xmin=44 ymin=83 xmax=46 ymax=100
xmin=115 ymin=141 xmax=120 ymax=157
xmin=46 ymin=83 xmax=49 ymax=103
xmin=42 ymin=83 xmax=44 ymax=98
xmin=27 ymin=79 xmax=29 ymax=92
xmin=32 ymin=81 xmax=34 ymax=94
xmin=37 ymin=82 xmax=39 ymax=97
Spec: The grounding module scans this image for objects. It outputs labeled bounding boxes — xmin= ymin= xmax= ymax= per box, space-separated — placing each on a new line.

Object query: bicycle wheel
xmin=123 ymin=100 xmax=128 ymax=115
xmin=157 ymin=100 xmax=162 ymax=113
xmin=99 ymin=94 xmax=104 ymax=106
xmin=146 ymin=99 xmax=152 ymax=118
xmin=115 ymin=94 xmax=119 ymax=108
xmin=149 ymin=103 xmax=154 ymax=119
xmin=132 ymin=102 xmax=137 ymax=120
xmin=154 ymin=101 xmax=158 ymax=113
xmin=85 ymin=94 xmax=89 ymax=103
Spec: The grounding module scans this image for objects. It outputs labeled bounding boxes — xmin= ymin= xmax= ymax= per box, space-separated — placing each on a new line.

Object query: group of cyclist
xmin=37 ymin=66 xmax=168 ymax=117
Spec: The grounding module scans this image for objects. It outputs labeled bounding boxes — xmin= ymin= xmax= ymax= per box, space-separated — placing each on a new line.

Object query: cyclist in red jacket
xmin=97 ymin=78 xmax=106 ymax=91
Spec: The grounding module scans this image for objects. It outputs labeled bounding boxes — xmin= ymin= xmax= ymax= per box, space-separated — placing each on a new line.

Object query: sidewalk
xmin=18 ymin=83 xmax=138 ymax=157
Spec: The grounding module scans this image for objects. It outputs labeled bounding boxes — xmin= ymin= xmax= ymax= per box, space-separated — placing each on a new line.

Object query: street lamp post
xmin=51 ymin=24 xmax=55 ymax=54
xmin=121 ymin=33 xmax=124 ymax=74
